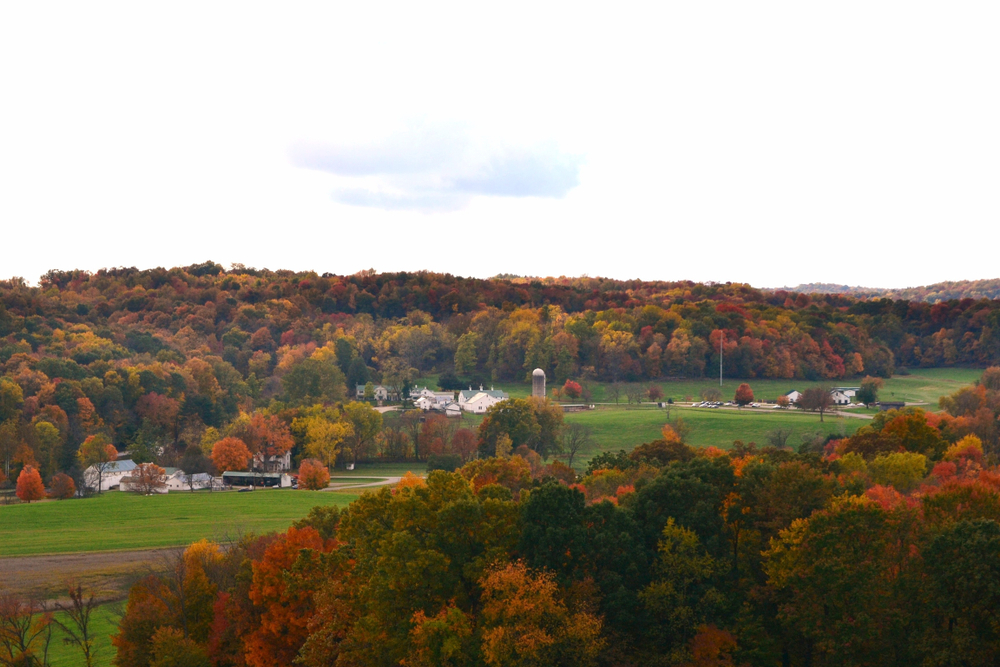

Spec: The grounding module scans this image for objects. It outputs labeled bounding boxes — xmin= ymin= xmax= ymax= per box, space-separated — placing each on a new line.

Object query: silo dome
xmin=531 ymin=368 xmax=546 ymax=398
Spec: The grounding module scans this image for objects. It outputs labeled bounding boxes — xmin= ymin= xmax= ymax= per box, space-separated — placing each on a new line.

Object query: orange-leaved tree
xmin=479 ymin=560 xmax=604 ymax=666
xmin=77 ymin=435 xmax=117 ymax=494
xmin=16 ymin=465 xmax=45 ymax=502
xmin=244 ymin=526 xmax=334 ymax=667
xmin=298 ymin=459 xmax=330 ymax=490
xmin=229 ymin=412 xmax=294 ymax=472
xmin=48 ymin=472 xmax=76 ymax=500
xmin=212 ymin=437 xmax=251 ymax=473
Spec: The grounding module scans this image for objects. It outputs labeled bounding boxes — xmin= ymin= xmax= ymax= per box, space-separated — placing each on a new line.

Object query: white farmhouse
xmin=83 ymin=459 xmax=137 ymax=492
xmin=356 ymin=384 xmax=391 ymax=401
xmin=783 ymin=390 xmax=802 ymax=404
xmin=459 ymin=387 xmax=509 ymax=414
xmin=829 ymin=389 xmax=853 ymax=406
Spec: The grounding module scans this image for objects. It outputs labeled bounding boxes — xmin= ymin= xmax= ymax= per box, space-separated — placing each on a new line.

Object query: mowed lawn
xmin=0 ymin=490 xmax=355 ymax=557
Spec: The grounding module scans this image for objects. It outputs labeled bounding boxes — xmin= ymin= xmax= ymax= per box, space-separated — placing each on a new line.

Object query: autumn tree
xmin=479 ymin=560 xmax=604 ymax=667
xmin=562 ymin=423 xmax=594 ymax=470
xmin=245 ymin=526 xmax=333 ymax=667
xmin=857 ymin=376 xmax=884 ymax=408
xmin=562 ymin=380 xmax=582 ymax=400
xmin=0 ymin=595 xmax=53 ymax=665
xmin=765 ymin=495 xmax=922 ymax=665
xmin=341 ymin=401 xmax=383 ymax=466
xmin=797 ymin=386 xmax=834 ymax=421
xmin=15 ymin=465 xmax=44 ymax=502
xmin=53 ymin=584 xmax=102 ymax=667
xmin=76 ymin=434 xmax=118 ymax=494
xmin=149 ymin=627 xmax=211 ymax=667
xmin=281 ymin=352 xmax=347 ymax=406
xmin=211 ymin=437 xmax=251 ymax=473
xmin=130 ymin=463 xmax=167 ymax=495
xmin=299 ymin=459 xmax=330 ymax=490
xmin=229 ymin=412 xmax=294 ymax=472
xmin=733 ymin=383 xmax=754 ymax=407
xmin=478 ymin=398 xmax=563 ymax=460
xmin=700 ymin=387 xmax=722 ymax=403
xmin=48 ymin=472 xmax=76 ymax=499
xmin=292 ymin=407 xmax=351 ymax=470
xmin=451 ymin=428 xmax=478 ymax=463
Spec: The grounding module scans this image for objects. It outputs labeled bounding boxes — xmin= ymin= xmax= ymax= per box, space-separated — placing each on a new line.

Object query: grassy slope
xmin=564 ymin=407 xmax=861 ymax=468
xmin=47 ymin=603 xmax=120 ymax=667
xmin=0 ymin=490 xmax=355 ymax=558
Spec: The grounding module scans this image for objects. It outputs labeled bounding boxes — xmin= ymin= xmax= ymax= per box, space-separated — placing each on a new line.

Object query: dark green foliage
xmin=427 ymin=453 xmax=462 ymax=472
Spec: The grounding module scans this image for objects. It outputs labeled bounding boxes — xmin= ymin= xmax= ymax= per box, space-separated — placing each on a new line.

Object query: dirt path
xmin=324 ymin=476 xmax=401 ymax=491
xmin=0 ymin=547 xmax=182 ymax=600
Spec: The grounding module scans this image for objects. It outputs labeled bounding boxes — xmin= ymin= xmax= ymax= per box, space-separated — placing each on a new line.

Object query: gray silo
xmin=532 ymin=368 xmax=546 ymax=398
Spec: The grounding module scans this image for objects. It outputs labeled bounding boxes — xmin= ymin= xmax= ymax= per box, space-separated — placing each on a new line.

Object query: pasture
xmin=0 ymin=489 xmax=355 ymax=558
xmin=562 ymin=406 xmax=862 ymax=469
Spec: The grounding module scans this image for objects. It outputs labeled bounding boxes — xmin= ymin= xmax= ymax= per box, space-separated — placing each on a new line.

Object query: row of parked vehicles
xmin=693 ymin=401 xmax=768 ymax=408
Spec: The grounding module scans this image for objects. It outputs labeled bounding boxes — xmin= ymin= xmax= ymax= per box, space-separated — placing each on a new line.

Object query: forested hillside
xmin=3 ymin=263 xmax=1000 ymax=478
xmin=788 ymin=277 xmax=1000 ymax=303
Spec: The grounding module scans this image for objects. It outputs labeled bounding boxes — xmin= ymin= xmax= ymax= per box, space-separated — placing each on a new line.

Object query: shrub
xmin=427 ymin=453 xmax=463 ymax=473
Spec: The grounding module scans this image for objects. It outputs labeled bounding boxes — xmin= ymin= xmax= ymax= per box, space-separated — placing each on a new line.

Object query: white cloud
xmin=290 ymin=124 xmax=582 ymax=211
xmin=0 ymin=2 xmax=999 ymax=286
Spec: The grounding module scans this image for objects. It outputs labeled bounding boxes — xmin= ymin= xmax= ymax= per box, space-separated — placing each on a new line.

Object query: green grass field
xmin=562 ymin=406 xmax=862 ymax=468
xmin=0 ymin=490 xmax=355 ymax=558
xmin=47 ymin=603 xmax=120 ymax=667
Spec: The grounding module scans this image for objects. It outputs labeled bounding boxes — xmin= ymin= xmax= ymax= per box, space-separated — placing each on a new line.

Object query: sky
xmin=2 ymin=2 xmax=999 ymax=288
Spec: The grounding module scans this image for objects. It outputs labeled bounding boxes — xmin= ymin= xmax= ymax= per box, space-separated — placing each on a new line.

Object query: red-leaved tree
xmin=734 ymin=383 xmax=754 ymax=408
xmin=563 ymin=380 xmax=583 ymax=400
xmin=48 ymin=472 xmax=76 ymax=500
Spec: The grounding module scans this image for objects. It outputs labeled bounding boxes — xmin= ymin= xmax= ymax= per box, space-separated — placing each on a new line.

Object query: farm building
xmin=221 ymin=471 xmax=293 ymax=488
xmin=783 ymin=390 xmax=802 ymax=404
xmin=355 ymin=384 xmax=393 ymax=401
xmin=83 ymin=459 xmax=137 ymax=492
xmin=459 ymin=387 xmax=509 ymax=414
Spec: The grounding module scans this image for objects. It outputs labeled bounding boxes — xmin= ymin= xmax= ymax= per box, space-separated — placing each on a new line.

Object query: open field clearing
xmin=564 ymin=406 xmax=863 ymax=468
xmin=47 ymin=603 xmax=120 ymax=667
xmin=0 ymin=490 xmax=354 ymax=558
xmin=419 ymin=368 xmax=980 ymax=406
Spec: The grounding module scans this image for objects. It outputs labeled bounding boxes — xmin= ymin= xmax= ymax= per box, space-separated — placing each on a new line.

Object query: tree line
xmin=3 ymin=263 xmax=1000 ymax=494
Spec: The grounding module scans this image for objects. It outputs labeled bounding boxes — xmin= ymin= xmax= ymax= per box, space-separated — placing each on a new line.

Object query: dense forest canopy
xmin=2 ymin=262 xmax=1000 ymax=482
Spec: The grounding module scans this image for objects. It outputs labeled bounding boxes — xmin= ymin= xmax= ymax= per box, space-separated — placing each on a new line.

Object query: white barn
xmin=459 ymin=387 xmax=509 ymax=414
xmin=83 ymin=459 xmax=137 ymax=492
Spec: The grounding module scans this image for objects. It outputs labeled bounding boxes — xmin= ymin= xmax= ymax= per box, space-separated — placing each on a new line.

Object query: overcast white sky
xmin=2 ymin=2 xmax=998 ymax=288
